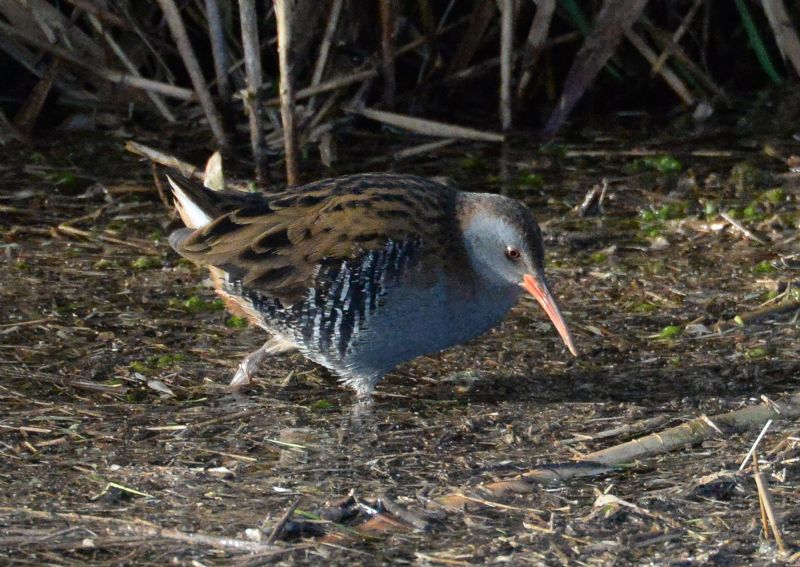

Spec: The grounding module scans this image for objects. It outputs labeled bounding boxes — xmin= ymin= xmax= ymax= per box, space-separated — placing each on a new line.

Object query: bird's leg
xmin=230 ymin=337 xmax=296 ymax=388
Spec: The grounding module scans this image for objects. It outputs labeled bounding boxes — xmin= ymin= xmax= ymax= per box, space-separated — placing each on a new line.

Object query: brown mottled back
xmin=170 ymin=174 xmax=461 ymax=304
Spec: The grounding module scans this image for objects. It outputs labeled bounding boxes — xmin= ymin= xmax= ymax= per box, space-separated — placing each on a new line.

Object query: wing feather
xmin=170 ymin=173 xmax=460 ymax=303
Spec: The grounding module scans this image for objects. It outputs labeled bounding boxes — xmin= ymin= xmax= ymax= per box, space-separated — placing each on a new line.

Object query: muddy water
xmin=1 ymin=132 xmax=799 ymax=564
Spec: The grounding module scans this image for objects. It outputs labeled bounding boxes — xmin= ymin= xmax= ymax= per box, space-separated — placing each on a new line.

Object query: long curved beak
xmin=521 ymin=274 xmax=578 ymax=357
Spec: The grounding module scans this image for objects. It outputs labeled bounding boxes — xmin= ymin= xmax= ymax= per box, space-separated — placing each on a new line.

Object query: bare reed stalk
xmin=239 ymin=0 xmax=269 ymax=184
xmin=516 ymin=0 xmax=555 ymax=101
xmin=309 ymin=0 xmax=343 ymax=110
xmin=752 ymin=454 xmax=788 ymax=554
xmin=651 ymin=0 xmax=703 ymax=74
xmin=499 ymin=0 xmax=513 ymax=130
xmin=205 ymin=0 xmax=231 ymax=105
xmin=761 ymin=0 xmax=800 ymax=78
xmin=379 ymin=0 xmax=396 ymax=108
xmin=156 ymin=0 xmax=228 ymax=148
xmin=274 ymin=0 xmax=299 ymax=185
xmin=13 ymin=59 xmax=60 ymax=134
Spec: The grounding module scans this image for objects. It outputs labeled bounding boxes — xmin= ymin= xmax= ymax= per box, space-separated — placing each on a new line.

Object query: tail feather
xmin=167 ymin=175 xmax=215 ymax=229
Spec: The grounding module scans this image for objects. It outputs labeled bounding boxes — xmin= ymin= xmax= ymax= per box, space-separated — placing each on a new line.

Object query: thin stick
xmin=266 ymin=498 xmax=301 ymax=544
xmin=156 ymin=0 xmax=228 ymax=148
xmin=739 ymin=419 xmax=773 ymax=471
xmin=753 ymin=454 xmax=788 ymax=554
xmin=379 ymin=0 xmax=396 ymax=108
xmin=352 ymin=107 xmax=504 ymax=142
xmin=499 ymin=0 xmax=513 ymax=130
xmin=719 ymin=212 xmax=767 ymax=244
xmin=205 ymin=0 xmax=232 ymax=105
xmin=239 ymin=0 xmax=269 ymax=184
xmin=274 ymin=0 xmax=299 ymax=185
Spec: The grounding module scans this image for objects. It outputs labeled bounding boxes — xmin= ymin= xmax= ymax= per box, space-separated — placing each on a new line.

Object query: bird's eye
xmin=505 ymin=246 xmax=521 ymax=261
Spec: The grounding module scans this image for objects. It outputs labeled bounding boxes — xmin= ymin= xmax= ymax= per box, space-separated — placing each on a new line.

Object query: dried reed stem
xmin=156 ymin=0 xmax=228 ymax=148
xmin=379 ymin=0 xmax=396 ymax=108
xmin=274 ymin=0 xmax=299 ymax=185
xmin=239 ymin=0 xmax=269 ymax=184
xmin=205 ymin=0 xmax=231 ymax=105
xmin=517 ymin=0 xmax=555 ymax=101
xmin=309 ymin=0 xmax=344 ymax=109
xmin=752 ymin=454 xmax=788 ymax=554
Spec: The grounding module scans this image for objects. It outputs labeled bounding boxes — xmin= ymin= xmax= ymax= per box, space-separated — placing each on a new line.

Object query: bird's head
xmin=459 ymin=193 xmax=578 ymax=357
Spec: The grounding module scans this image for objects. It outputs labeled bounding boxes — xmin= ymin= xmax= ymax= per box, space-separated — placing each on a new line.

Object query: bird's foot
xmin=229 ymin=337 xmax=297 ymax=389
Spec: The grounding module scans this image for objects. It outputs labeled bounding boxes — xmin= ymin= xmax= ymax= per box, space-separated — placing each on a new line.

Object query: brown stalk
xmin=274 ymin=0 xmax=299 ymax=186
xmin=752 ymin=454 xmax=788 ymax=554
xmin=265 ymin=499 xmax=301 ymax=544
xmin=447 ymin=0 xmax=495 ymax=75
xmin=516 ymin=0 xmax=555 ymax=101
xmin=761 ymin=0 xmax=800 ymax=78
xmin=13 ymin=58 xmax=60 ymax=134
xmin=239 ymin=0 xmax=269 ymax=184
xmin=309 ymin=0 xmax=344 ymax=110
xmin=641 ymin=19 xmax=727 ymax=102
xmin=156 ymin=0 xmax=228 ymax=148
xmin=205 ymin=0 xmax=232 ymax=105
xmin=379 ymin=0 xmax=396 ymax=108
xmin=124 ymin=141 xmax=203 ymax=181
xmin=650 ymin=0 xmax=703 ymax=74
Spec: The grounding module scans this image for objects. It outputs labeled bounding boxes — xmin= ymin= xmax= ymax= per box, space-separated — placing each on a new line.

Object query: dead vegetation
xmin=3 ymin=1 xmax=800 ymax=184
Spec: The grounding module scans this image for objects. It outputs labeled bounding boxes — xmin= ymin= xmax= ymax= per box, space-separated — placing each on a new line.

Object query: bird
xmin=167 ymin=172 xmax=578 ymax=398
